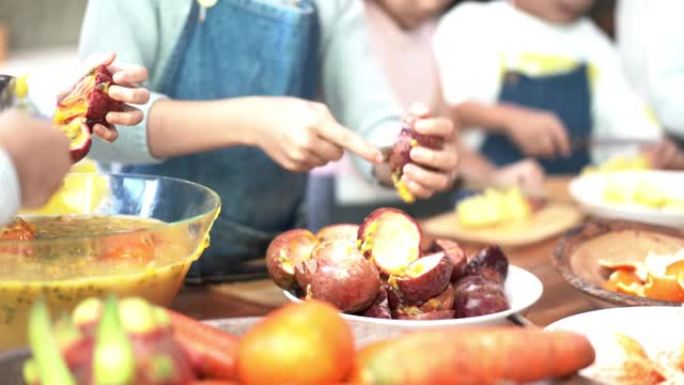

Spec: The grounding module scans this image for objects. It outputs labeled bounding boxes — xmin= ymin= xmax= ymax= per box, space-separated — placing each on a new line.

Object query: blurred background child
xmin=616 ymin=0 xmax=684 ymax=142
xmin=317 ymin=0 xmax=545 ymax=229
xmin=434 ymin=0 xmax=684 ymax=175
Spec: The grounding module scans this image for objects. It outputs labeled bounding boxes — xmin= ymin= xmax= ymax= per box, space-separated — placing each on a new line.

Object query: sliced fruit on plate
xmin=643 ymin=274 xmax=684 ymax=302
xmin=54 ymin=65 xmax=123 ymax=162
xmin=315 ymin=224 xmax=359 ymax=243
xmin=358 ymin=208 xmax=422 ymax=276
xmin=266 ymin=229 xmax=319 ymax=290
xmin=391 ymin=252 xmax=453 ymax=305
xmin=430 ymin=239 xmax=467 ymax=282
xmin=304 ymin=239 xmax=382 ymax=313
xmin=463 ymin=245 xmax=509 ymax=284
xmin=604 ymin=269 xmax=644 ymax=292
xmin=418 ymin=284 xmax=456 ymax=313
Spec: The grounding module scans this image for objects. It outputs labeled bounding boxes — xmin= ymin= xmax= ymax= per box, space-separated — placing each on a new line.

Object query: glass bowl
xmin=0 ymin=173 xmax=220 ymax=350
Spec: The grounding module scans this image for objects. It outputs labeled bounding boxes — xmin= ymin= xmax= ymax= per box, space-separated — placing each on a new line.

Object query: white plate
xmin=546 ymin=306 xmax=684 ymax=381
xmin=283 ymin=265 xmax=543 ymax=329
xmin=570 ymin=170 xmax=684 ymax=227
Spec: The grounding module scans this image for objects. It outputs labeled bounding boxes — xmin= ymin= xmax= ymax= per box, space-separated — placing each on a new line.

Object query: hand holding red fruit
xmin=57 ymin=52 xmax=150 ymax=145
xmin=0 ymin=110 xmax=71 ymax=208
xmin=382 ymin=104 xmax=459 ymax=201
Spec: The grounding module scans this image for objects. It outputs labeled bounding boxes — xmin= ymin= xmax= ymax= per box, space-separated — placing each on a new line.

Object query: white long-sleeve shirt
xmin=434 ymin=0 xmax=662 ymax=163
xmin=0 ymin=148 xmax=20 ymax=226
xmin=617 ymin=0 xmax=684 ymax=136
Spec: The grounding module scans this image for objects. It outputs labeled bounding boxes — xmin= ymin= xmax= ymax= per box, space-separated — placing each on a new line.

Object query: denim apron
xmin=481 ymin=64 xmax=592 ymax=174
xmin=124 ymin=0 xmax=319 ymax=283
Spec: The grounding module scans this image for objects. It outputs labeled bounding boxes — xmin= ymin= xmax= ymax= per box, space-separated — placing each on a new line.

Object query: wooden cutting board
xmin=421 ymin=202 xmax=584 ymax=247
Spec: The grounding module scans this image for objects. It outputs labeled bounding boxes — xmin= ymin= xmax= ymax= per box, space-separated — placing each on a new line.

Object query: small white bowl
xmin=283 ymin=265 xmax=543 ymax=330
xmin=570 ymin=170 xmax=684 ymax=227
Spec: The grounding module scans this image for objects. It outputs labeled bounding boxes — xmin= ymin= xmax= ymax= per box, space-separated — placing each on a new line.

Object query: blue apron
xmin=124 ymin=0 xmax=319 ymax=283
xmin=481 ymin=64 xmax=592 ymax=174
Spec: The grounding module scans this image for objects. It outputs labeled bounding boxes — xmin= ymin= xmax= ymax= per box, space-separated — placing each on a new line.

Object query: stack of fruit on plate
xmin=22 ymin=295 xmax=596 ymax=385
xmin=600 ymin=249 xmax=684 ymax=302
xmin=266 ymin=208 xmax=511 ymax=320
xmin=455 ymin=188 xmax=542 ymax=229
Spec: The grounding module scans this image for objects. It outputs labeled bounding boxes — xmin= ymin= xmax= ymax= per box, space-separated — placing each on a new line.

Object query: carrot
xmin=350 ymin=327 xmax=595 ymax=385
xmin=167 ymin=309 xmax=240 ymax=380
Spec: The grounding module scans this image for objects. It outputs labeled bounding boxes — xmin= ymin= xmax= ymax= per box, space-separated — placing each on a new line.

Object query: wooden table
xmin=170 ymin=176 xmax=598 ymax=327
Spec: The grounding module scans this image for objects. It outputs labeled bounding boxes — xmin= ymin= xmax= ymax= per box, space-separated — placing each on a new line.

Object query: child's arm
xmin=78 ymin=0 xmax=175 ymax=165
xmin=0 ymin=110 xmax=71 ymax=224
xmin=319 ymin=0 xmax=459 ymax=199
xmin=451 ymin=101 xmax=571 ymax=158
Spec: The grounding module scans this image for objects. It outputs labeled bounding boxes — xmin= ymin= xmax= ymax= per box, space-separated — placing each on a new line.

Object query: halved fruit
xmin=387 ymin=117 xmax=443 ymax=204
xmin=430 ymin=239 xmax=467 ymax=282
xmin=305 ymin=239 xmax=382 ymax=313
xmin=315 ymin=224 xmax=359 ymax=243
xmin=643 ymin=274 xmax=684 ymax=302
xmin=265 ymin=229 xmax=319 ymax=290
xmin=392 ymin=252 xmax=453 ymax=305
xmin=604 ymin=269 xmax=644 ymax=292
xmin=361 ymin=288 xmax=391 ymax=319
xmin=419 ymin=284 xmax=456 ymax=312
xmin=54 ymin=65 xmax=123 ymax=162
xmin=358 ymin=208 xmax=422 ymax=276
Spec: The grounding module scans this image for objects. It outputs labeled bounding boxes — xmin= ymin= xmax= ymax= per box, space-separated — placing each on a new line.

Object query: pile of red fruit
xmin=266 ymin=208 xmax=510 ymax=320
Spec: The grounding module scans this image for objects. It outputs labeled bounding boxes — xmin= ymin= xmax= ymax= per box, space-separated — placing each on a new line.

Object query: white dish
xmin=570 ymin=170 xmax=684 ymax=227
xmin=283 ymin=265 xmax=543 ymax=328
xmin=546 ymin=306 xmax=684 ymax=382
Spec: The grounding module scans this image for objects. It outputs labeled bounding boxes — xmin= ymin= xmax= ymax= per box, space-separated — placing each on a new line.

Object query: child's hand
xmin=641 ymin=139 xmax=684 ymax=170
xmin=502 ymin=106 xmax=571 ymax=158
xmin=490 ymin=159 xmax=545 ymax=193
xmin=250 ymin=97 xmax=383 ymax=172
xmin=398 ymin=105 xmax=460 ymax=199
xmin=0 ymin=110 xmax=71 ymax=208
xmin=58 ymin=52 xmax=150 ymax=142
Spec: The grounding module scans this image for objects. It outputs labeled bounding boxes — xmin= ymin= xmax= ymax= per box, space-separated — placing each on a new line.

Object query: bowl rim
xmin=569 ymin=170 xmax=684 ymax=219
xmin=1 ymin=172 xmax=221 ymax=244
xmin=283 ymin=265 xmax=544 ymax=326
xmin=552 ymin=219 xmax=684 ymax=307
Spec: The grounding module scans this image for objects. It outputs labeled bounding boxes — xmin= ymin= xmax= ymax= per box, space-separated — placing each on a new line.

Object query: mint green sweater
xmin=79 ymin=0 xmax=403 ymax=179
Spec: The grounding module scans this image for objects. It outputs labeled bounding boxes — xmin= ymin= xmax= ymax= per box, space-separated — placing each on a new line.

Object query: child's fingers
xmin=402 ymin=163 xmax=451 ymax=192
xmin=106 ymin=106 xmax=144 ymax=126
xmin=111 ymin=65 xmax=149 ymax=86
xmin=318 ymin=121 xmax=383 ymax=164
xmin=400 ymin=176 xmax=433 ymax=200
xmin=409 ymin=146 xmax=458 ymax=172
xmin=413 ymin=117 xmax=455 ymax=139
xmin=108 ymin=85 xmax=150 ymax=105
xmin=92 ymin=124 xmax=119 ymax=142
xmin=547 ymin=119 xmax=571 ymax=156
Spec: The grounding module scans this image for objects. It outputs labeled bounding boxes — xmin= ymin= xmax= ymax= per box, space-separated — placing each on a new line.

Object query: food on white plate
xmin=456 ymin=188 xmax=540 ymax=229
xmin=301 ymin=239 xmax=382 ymax=313
xmin=266 ymin=208 xmax=512 ymax=321
xmin=600 ymin=249 xmax=684 ymax=302
xmin=602 ymin=179 xmax=684 ymax=213
xmin=586 ymin=332 xmax=684 ymax=385
xmin=265 ymin=229 xmax=319 ymax=290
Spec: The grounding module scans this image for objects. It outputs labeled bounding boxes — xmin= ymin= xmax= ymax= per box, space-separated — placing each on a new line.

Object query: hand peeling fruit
xmin=266 ymin=207 xmax=512 ymax=321
xmin=53 ymin=65 xmax=123 ymax=162
xmin=387 ymin=116 xmax=443 ymax=203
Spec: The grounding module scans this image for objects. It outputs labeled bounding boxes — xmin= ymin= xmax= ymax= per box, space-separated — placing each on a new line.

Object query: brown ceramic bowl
xmin=553 ymin=220 xmax=684 ymax=307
